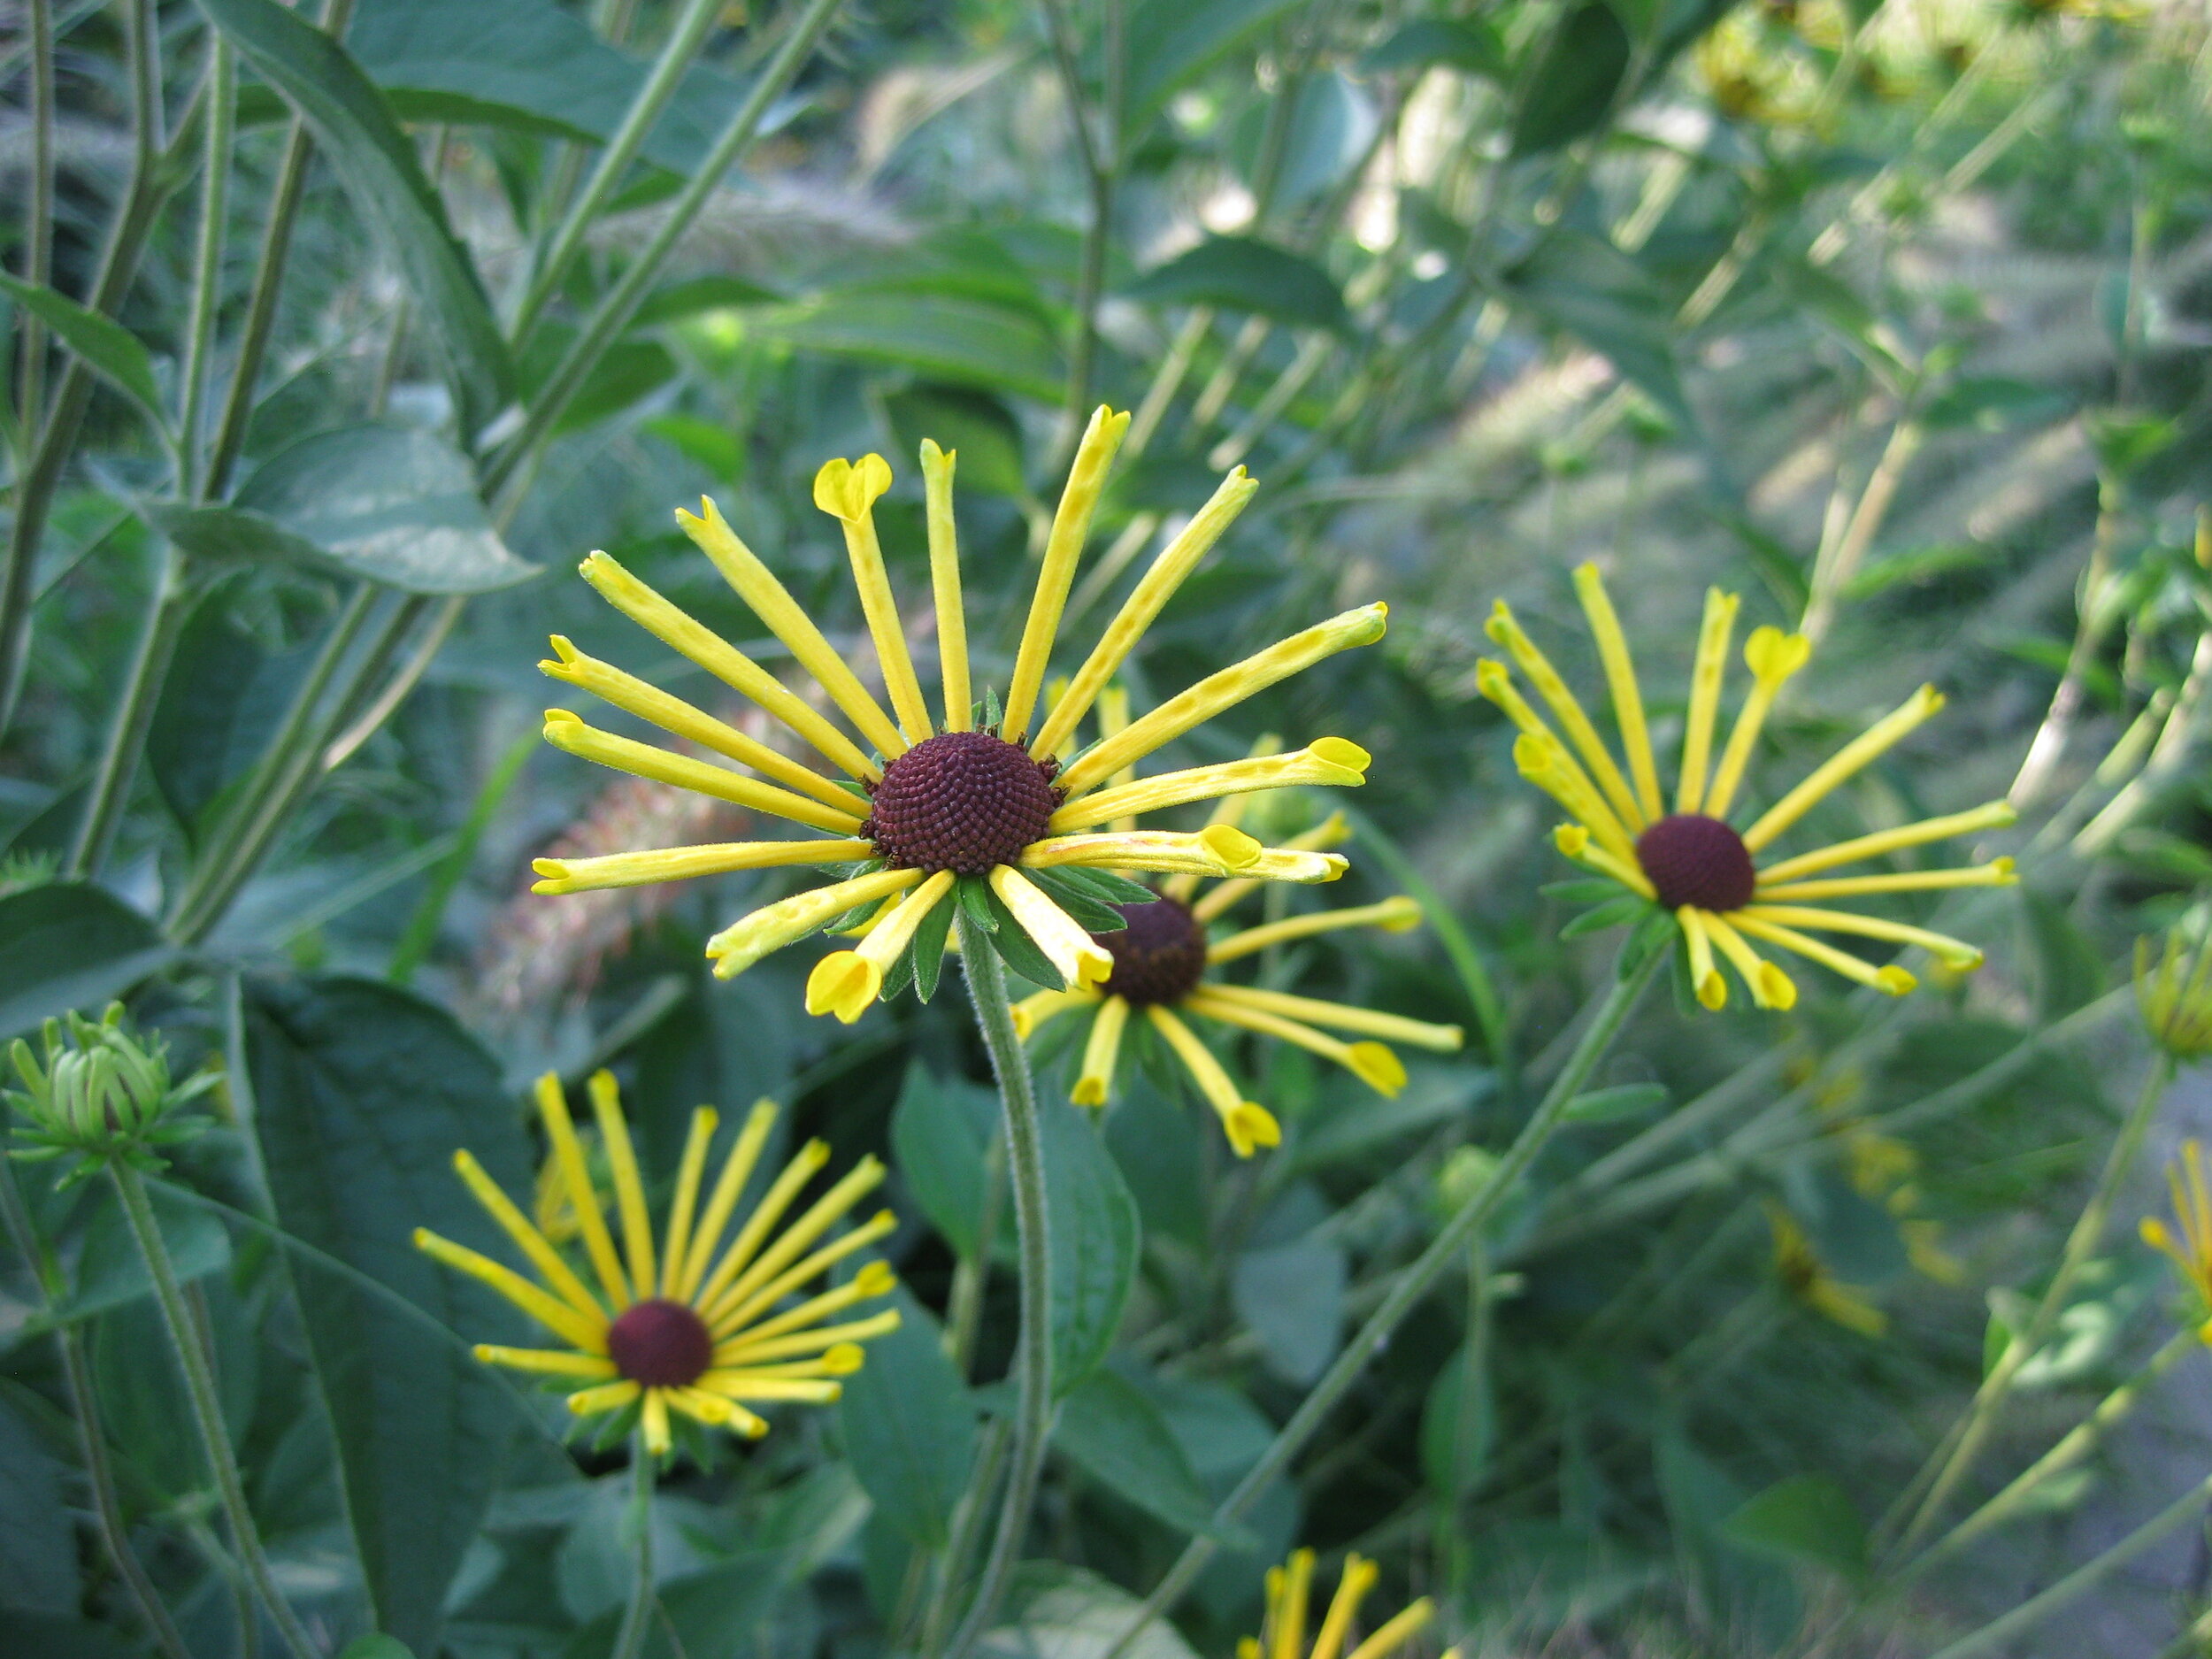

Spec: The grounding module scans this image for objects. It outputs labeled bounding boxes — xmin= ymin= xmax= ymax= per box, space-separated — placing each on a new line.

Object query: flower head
xmin=415 ymin=1071 xmax=899 ymax=1456
xmin=1482 ymin=564 xmax=2013 ymax=1010
xmin=1014 ymin=784 xmax=1461 ymax=1156
xmin=5 ymin=1004 xmax=215 ymax=1185
xmin=2136 ymin=926 xmax=2212 ymax=1061
xmin=1767 ymin=1201 xmax=1887 ymax=1337
xmin=1240 ymin=1549 xmax=1452 ymax=1659
xmin=532 ymin=408 xmax=1382 ymax=1018
xmin=2141 ymin=1141 xmax=2212 ymax=1342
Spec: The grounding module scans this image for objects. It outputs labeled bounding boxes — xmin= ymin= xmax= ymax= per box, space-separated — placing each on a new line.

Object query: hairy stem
xmin=65 ymin=546 xmax=196 ymax=879
xmin=611 ymin=1440 xmax=657 ymax=1659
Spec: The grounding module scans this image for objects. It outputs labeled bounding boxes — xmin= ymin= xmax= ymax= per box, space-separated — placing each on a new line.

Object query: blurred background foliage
xmin=3 ymin=0 xmax=2212 ymax=1654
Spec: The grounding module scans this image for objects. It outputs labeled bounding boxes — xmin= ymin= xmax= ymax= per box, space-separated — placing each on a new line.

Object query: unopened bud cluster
xmin=5 ymin=1004 xmax=215 ymax=1183
xmin=2137 ymin=926 xmax=2212 ymax=1061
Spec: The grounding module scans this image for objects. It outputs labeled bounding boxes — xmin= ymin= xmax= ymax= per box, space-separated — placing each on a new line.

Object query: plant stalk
xmin=611 ymin=1439 xmax=657 ymax=1659
xmin=180 ymin=36 xmax=237 ymax=499
xmin=111 ymin=1162 xmax=318 ymax=1659
xmin=16 ymin=0 xmax=55 ymax=438
xmin=65 ymin=544 xmax=196 ymax=879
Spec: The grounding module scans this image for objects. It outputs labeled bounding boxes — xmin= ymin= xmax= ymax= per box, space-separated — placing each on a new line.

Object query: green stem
xmin=1890 ymin=1050 xmax=2177 ymax=1555
xmin=180 ymin=35 xmax=236 ymax=499
xmin=943 ymin=1133 xmax=1006 ymax=1379
xmin=65 ymin=546 xmax=196 ymax=879
xmin=919 ymin=1417 xmax=1012 ymax=1657
xmin=386 ymin=726 xmax=536 ymax=983
xmin=941 ymin=927 xmax=1054 ymax=1659
xmin=111 ymin=1162 xmax=318 ymax=1659
xmin=16 ymin=0 xmax=54 ymax=438
xmin=1100 ymin=941 xmax=1663 ymax=1659
xmin=610 ymin=1439 xmax=657 ymax=1659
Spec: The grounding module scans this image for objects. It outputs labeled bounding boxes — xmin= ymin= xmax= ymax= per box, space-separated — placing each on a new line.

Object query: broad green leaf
xmin=978 ymin=1563 xmax=1203 ymax=1659
xmin=888 ymin=1063 xmax=999 ymax=1261
xmin=1232 ymin=1237 xmax=1344 ymax=1385
xmin=1511 ymin=2 xmax=1632 ymax=155
xmin=1508 ymin=233 xmax=1693 ymax=435
xmin=0 ymin=884 xmax=173 ymax=1041
xmin=0 ymin=273 xmax=165 ymax=429
xmin=1360 ymin=18 xmax=1508 ymax=78
xmin=1720 ymin=1475 xmax=1868 ymax=1581
xmin=881 ymin=387 xmax=1029 ymax=500
xmin=0 ymin=1616 xmax=142 ymax=1659
xmin=749 ymin=295 xmax=1065 ymax=403
xmin=1226 ymin=72 xmax=1378 ymax=208
xmin=1118 ymin=0 xmax=1306 ymax=145
xmin=634 ymin=274 xmax=786 ymax=326
xmin=1420 ymin=1341 xmax=1496 ymax=1497
xmin=196 ymin=0 xmax=513 ymax=435
xmin=243 ymin=975 xmax=531 ymax=1655
xmin=156 ymin=426 xmax=537 ymax=594
xmin=1055 ymin=1369 xmax=1253 ymax=1543
xmin=338 ymin=1640 xmax=419 ymax=1659
xmin=1125 ymin=236 xmax=1348 ymax=332
xmin=147 ymin=591 xmax=315 ymax=841
xmin=836 ymin=1289 xmax=975 ymax=1548
xmin=1040 ymin=1095 xmax=1141 ymax=1394
xmin=0 ymin=1397 xmax=75 ymax=1613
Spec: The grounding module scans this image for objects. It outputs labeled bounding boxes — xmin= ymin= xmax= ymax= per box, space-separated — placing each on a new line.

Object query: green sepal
xmin=880 ymin=940 xmax=918 ymax=1004
xmin=979 ymin=686 xmax=1003 ymax=733
xmin=1620 ymin=906 xmax=1680 ymax=981
xmin=984 ymin=886 xmax=1069 ymax=989
xmin=1025 ymin=866 xmax=1130 ymax=933
xmin=910 ymin=885 xmax=956 ymax=1002
xmin=956 ymin=873 xmax=998 ymax=934
xmin=588 ymin=1396 xmax=643 ymax=1455
xmin=1541 ymin=877 xmax=1624 ymax=903
xmin=1048 ymin=864 xmax=1158 ymax=908
xmin=1560 ymin=894 xmax=1650 ymax=940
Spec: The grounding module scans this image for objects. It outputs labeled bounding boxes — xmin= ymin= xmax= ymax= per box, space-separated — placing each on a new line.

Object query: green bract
xmin=5 ymin=1002 xmax=215 ymax=1184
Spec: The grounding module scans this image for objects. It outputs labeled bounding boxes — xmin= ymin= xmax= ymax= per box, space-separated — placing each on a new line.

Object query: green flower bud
xmin=1436 ymin=1145 xmax=1502 ymax=1215
xmin=2136 ymin=926 xmax=2212 ymax=1061
xmin=4 ymin=1004 xmax=215 ymax=1184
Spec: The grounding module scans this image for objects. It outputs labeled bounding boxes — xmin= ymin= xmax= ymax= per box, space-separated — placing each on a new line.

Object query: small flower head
xmin=2136 ymin=926 xmax=2212 ymax=1061
xmin=2141 ymin=1141 xmax=2212 ymax=1342
xmin=416 ymin=1072 xmax=899 ymax=1457
xmin=532 ymin=410 xmax=1386 ymax=1020
xmin=1766 ymin=1201 xmax=1887 ymax=1337
xmin=1240 ymin=1548 xmax=1452 ymax=1659
xmin=5 ymin=1004 xmax=215 ymax=1185
xmin=1484 ymin=565 xmax=2012 ymax=1010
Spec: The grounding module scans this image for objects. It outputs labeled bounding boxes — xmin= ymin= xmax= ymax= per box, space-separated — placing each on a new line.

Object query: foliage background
xmin=3 ymin=0 xmax=2211 ymax=1655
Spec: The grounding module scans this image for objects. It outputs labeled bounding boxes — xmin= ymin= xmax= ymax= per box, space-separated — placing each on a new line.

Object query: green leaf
xmin=1361 ymin=19 xmax=1508 ymax=78
xmin=46 ymin=1180 xmax=230 ymax=1326
xmin=1232 ymin=1237 xmax=1344 ymax=1385
xmin=1542 ymin=878 xmax=1624 ymax=903
xmin=1024 ymin=866 xmax=1132 ymax=934
xmin=1562 ymin=1082 xmax=1669 ymax=1124
xmin=1055 ymin=1370 xmax=1254 ymax=1544
xmin=1041 ymin=1095 xmax=1141 ymax=1394
xmin=1560 ymin=893 xmax=1649 ymax=938
xmin=0 ymin=883 xmax=173 ymax=1041
xmin=634 ymin=273 xmax=787 ymax=326
xmin=985 ymin=886 xmax=1071 ymax=990
xmin=749 ymin=295 xmax=1064 ymax=403
xmin=881 ymin=386 xmax=1029 ymax=500
xmin=243 ymin=975 xmax=531 ymax=1655
xmin=1512 ymin=2 xmax=1632 ymax=154
xmin=338 ymin=1640 xmax=419 ymax=1659
xmin=1125 ymin=236 xmax=1348 ymax=333
xmin=889 ymin=1064 xmax=998 ymax=1260
xmin=980 ymin=1563 xmax=1204 ymax=1659
xmin=1508 ymin=232 xmax=1693 ymax=435
xmin=1720 ymin=1475 xmax=1868 ymax=1582
xmin=147 ymin=594 xmax=314 ymax=842
xmin=836 ymin=1289 xmax=975 ymax=1548
xmin=0 ymin=1397 xmax=75 ymax=1613
xmin=1419 ymin=1341 xmax=1496 ymax=1497
xmin=197 ymin=0 xmax=513 ymax=435
xmin=0 ymin=273 xmax=165 ymax=430
xmin=1118 ymin=0 xmax=1306 ymax=144
xmin=1048 ymin=865 xmax=1159 ymax=908
xmin=957 ymin=873 xmax=999 ymax=935
xmin=154 ymin=426 xmax=537 ymax=594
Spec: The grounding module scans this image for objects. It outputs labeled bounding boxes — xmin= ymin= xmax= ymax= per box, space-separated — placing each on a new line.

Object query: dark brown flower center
xmin=1635 ymin=813 xmax=1756 ymax=912
xmin=864 ymin=731 xmax=1059 ymax=875
xmin=1097 ymin=898 xmax=1210 ymax=1007
xmin=606 ymin=1298 xmax=713 ymax=1387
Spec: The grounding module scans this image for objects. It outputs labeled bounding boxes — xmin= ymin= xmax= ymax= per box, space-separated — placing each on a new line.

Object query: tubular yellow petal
xmin=1678 ymin=907 xmax=1728 ymax=1010
xmin=1701 ymin=911 xmax=1798 ymax=1009
xmin=1073 ymin=995 xmax=1131 ymax=1107
xmin=472 ymin=1345 xmax=618 ymax=1379
xmin=708 ymin=1158 xmax=888 ymax=1325
xmin=534 ymin=1071 xmax=631 ymax=1310
xmin=1707 ymin=626 xmax=1811 ymax=818
xmin=588 ymin=1071 xmax=657 ymax=1298
xmin=677 ymin=1099 xmax=780 ymax=1302
xmin=659 ymin=1107 xmax=719 ymax=1297
xmin=816 ymin=456 xmax=934 ymax=742
xmin=1742 ymin=685 xmax=1947 ymax=853
xmin=1049 ymin=742 xmax=1369 ymax=833
xmin=641 ymin=1389 xmax=672 ymax=1454
xmin=540 ymin=637 xmax=863 ymax=814
xmin=1191 ymin=814 xmax=1353 ymax=919
xmin=450 ymin=1149 xmax=605 ymax=1325
xmin=1026 ymin=831 xmax=1340 ymax=886
xmin=717 ymin=1307 xmax=902 ymax=1367
xmin=706 ymin=868 xmax=923 ymax=980
xmin=1004 ymin=406 xmax=1131 ymax=743
xmin=1033 ymin=466 xmax=1260 ymax=758
xmin=1751 ymin=801 xmax=2017 ymax=885
xmin=565 ymin=1379 xmax=641 ymax=1417
xmin=716 ymin=1261 xmax=896 ymax=1354
xmin=1193 ymin=984 xmax=1463 ymax=1050
xmin=1676 ymin=588 xmax=1740 ymax=814
xmin=1740 ymin=904 xmax=1985 ymax=971
xmin=1729 ymin=912 xmax=1916 ymax=996
xmin=1187 ymin=992 xmax=1406 ymax=1096
xmin=805 ymin=951 xmax=881 ymax=1023
xmin=578 ymin=551 xmax=879 ymax=780
xmin=664 ymin=1386 xmax=738 ymax=1429
xmin=860 ymin=871 xmax=956 ymax=969
xmin=1572 ymin=563 xmax=1664 ymax=821
xmin=1207 ymin=896 xmax=1423 ymax=965
xmin=1755 ymin=859 xmax=2016 ymax=902
xmin=532 ymin=838 xmax=874 ymax=895
xmin=1058 ymin=603 xmax=1389 ymax=795
xmin=693 ymin=1137 xmax=832 ymax=1314
xmin=699 ymin=1375 xmax=844 ymax=1404
xmin=541 ymin=710 xmax=867 ymax=835
xmin=413 ymin=1229 xmax=608 ymax=1353
xmin=1310 ymin=1557 xmax=1379 ymax=1659
xmin=1506 ymin=722 xmax=1640 ymax=868
xmin=1551 ymin=823 xmax=1656 ymax=899
xmin=1013 ymin=987 xmax=1101 ymax=1037
xmin=711 ymin=1209 xmax=900 ymax=1335
xmin=675 ymin=496 xmax=909 ymax=759
xmin=1344 ymin=1597 xmax=1433 ymax=1659
xmin=921 ymin=440 xmax=971 ymax=732
xmin=1271 ymin=1548 xmax=1313 ymax=1659
xmin=1147 ymin=1005 xmax=1279 ymax=1156
xmin=989 ymin=865 xmax=1115 ymax=988
xmin=1484 ymin=603 xmax=1645 ymax=831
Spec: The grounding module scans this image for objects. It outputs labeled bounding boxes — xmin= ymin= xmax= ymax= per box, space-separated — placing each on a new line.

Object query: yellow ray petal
xmin=710 ymin=1210 xmax=899 ymax=1336
xmin=1742 ymin=685 xmax=1947 ymax=853
xmin=1751 ymin=801 xmax=2017 ymax=885
xmin=1740 ymin=903 xmax=1985 ymax=971
xmin=1029 ymin=831 xmax=1346 ymax=887
xmin=1206 ymin=895 xmax=1422 ymax=965
xmin=1271 ymin=1548 xmax=1313 ymax=1659
xmin=1476 ymin=659 xmax=1640 ymax=862
xmin=1729 ymin=912 xmax=1915 ymax=996
xmin=1074 ymin=995 xmax=1130 ymax=1107
xmin=450 ymin=1148 xmax=605 ymax=1325
xmin=1755 ymin=858 xmax=2016 ymax=902
xmin=705 ymin=1159 xmax=888 ymax=1325
xmin=1032 ymin=466 xmax=1260 ymax=758
xmin=713 ymin=1263 xmax=898 ymax=1357
xmin=1344 ymin=1598 xmax=1433 ymax=1659
xmin=1014 ymin=987 xmax=1101 ymax=1037
xmin=1146 ymin=1005 xmax=1280 ymax=1156
xmin=676 ymin=1099 xmax=779 ymax=1302
xmin=1003 ymin=406 xmax=1131 ymax=744
xmin=1310 ymin=1557 xmax=1379 ymax=1659
xmin=693 ymin=1139 xmax=833 ymax=1314
xmin=1191 ymin=984 xmax=1463 ymax=1050
xmin=1484 ymin=602 xmax=1644 ymax=831
xmin=1707 ymin=626 xmax=1811 ymax=818
xmin=578 ymin=551 xmax=879 ymax=780
xmin=534 ymin=1071 xmax=631 ymax=1310
xmin=659 ymin=1107 xmax=718 ymax=1297
xmin=1057 ymin=603 xmax=1389 ymax=795
xmin=1678 ymin=906 xmax=1728 ymax=1010
xmin=1701 ymin=910 xmax=1798 ymax=1009
xmin=1187 ymin=991 xmax=1407 ymax=1096
xmin=698 ymin=1375 xmax=845 ymax=1404
xmin=989 ymin=865 xmax=1115 ymax=989
xmin=921 ymin=440 xmax=970 ymax=732
xmin=1506 ymin=724 xmax=1640 ymax=869
xmin=541 ymin=710 xmax=868 ymax=835
xmin=413 ymin=1229 xmax=608 ymax=1353
xmin=1573 ymin=563 xmax=1664 ymax=821
xmin=1191 ymin=812 xmax=1353 ymax=919
xmin=587 ymin=1071 xmax=656 ymax=1297
xmin=566 ymin=1379 xmax=641 ymax=1417
xmin=706 ymin=868 xmax=923 ymax=980
xmin=815 ymin=455 xmax=934 ymax=741
xmin=472 ymin=1345 xmax=618 ymax=1379
xmin=641 ymin=1388 xmax=672 ymax=1454
xmin=1048 ymin=741 xmax=1369 ymax=832
xmin=1676 ymin=588 xmax=1740 ymax=814
xmin=1551 ymin=823 xmax=1656 ymax=900
xmin=532 ymin=838 xmax=874 ymax=895
xmin=806 ymin=872 xmax=956 ymax=1023
xmin=716 ymin=1306 xmax=902 ymax=1368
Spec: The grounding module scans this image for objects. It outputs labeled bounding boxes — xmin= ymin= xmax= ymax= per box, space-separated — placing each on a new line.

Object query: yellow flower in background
xmin=1482 ymin=563 xmax=2014 ymax=1011
xmin=415 ymin=1071 xmax=899 ymax=1456
xmin=1014 ymin=798 xmax=1462 ymax=1156
xmin=2141 ymin=1141 xmax=2212 ymax=1343
xmin=1239 ymin=1549 xmax=1454 ymax=1659
xmin=531 ymin=406 xmax=1381 ymax=1017
xmin=1767 ymin=1202 xmax=1887 ymax=1338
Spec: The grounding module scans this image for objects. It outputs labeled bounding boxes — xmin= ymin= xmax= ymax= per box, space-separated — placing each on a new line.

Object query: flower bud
xmin=5 ymin=1003 xmax=213 ymax=1183
xmin=2136 ymin=926 xmax=2212 ymax=1061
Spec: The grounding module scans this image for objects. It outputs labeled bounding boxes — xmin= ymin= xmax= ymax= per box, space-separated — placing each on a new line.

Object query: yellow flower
xmin=1767 ymin=1202 xmax=1887 ymax=1338
xmin=1482 ymin=564 xmax=2013 ymax=1011
xmin=2140 ymin=1141 xmax=2212 ymax=1344
xmin=531 ymin=408 xmax=1383 ymax=1018
xmin=1238 ymin=1549 xmax=1453 ymax=1659
xmin=415 ymin=1071 xmax=899 ymax=1456
xmin=1014 ymin=793 xmax=1460 ymax=1156
xmin=2136 ymin=926 xmax=2212 ymax=1061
